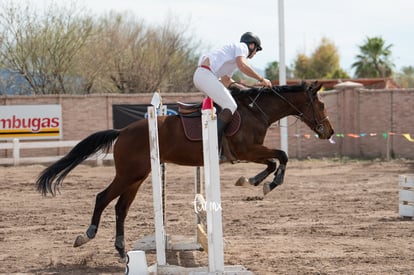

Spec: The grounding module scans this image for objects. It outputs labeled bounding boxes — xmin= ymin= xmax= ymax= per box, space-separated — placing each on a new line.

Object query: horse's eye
xmin=319 ymin=102 xmax=325 ymax=110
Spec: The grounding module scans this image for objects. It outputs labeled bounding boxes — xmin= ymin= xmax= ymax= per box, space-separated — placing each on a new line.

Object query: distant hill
xmin=0 ymin=69 xmax=33 ymax=95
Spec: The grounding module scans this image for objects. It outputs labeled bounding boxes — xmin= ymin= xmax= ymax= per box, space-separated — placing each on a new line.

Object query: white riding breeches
xmin=193 ymin=67 xmax=237 ymax=114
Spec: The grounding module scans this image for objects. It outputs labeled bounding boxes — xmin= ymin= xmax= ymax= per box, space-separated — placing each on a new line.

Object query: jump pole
xmin=127 ymin=93 xmax=166 ymax=274
xmin=133 ymin=92 xmax=202 ymax=273
xmin=147 ymin=94 xmax=224 ymax=268
xmin=133 ymin=94 xmax=253 ymax=274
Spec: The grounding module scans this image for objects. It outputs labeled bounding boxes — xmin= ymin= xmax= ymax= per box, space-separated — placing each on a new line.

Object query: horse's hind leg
xmin=114 ymin=181 xmax=143 ymax=260
xmin=73 ymin=176 xmax=127 ymax=248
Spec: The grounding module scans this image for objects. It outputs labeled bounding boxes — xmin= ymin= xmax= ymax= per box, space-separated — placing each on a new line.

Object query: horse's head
xmin=231 ymin=81 xmax=334 ymax=139
xmin=298 ymin=81 xmax=334 ymax=139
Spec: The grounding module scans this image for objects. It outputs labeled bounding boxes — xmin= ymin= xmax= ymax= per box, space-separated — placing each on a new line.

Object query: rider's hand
xmin=257 ymin=78 xmax=272 ymax=88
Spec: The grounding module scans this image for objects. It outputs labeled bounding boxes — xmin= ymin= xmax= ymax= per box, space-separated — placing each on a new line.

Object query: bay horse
xmin=36 ymin=81 xmax=334 ymax=259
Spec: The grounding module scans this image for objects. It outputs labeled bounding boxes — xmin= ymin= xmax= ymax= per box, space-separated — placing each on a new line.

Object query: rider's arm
xmin=220 ymin=75 xmax=233 ymax=88
xmin=220 ymin=75 xmax=249 ymax=90
xmin=236 ymin=56 xmax=272 ymax=87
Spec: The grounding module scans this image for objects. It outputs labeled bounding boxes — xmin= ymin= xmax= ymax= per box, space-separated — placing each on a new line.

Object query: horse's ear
xmin=312 ymin=81 xmax=323 ymax=95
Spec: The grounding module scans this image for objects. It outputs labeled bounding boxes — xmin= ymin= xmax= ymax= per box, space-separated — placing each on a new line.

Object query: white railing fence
xmin=0 ymin=138 xmax=113 ymax=166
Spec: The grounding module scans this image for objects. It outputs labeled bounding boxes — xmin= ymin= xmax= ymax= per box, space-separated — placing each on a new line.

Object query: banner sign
xmin=0 ymin=105 xmax=62 ymax=140
xmin=112 ymin=104 xmax=179 ymax=129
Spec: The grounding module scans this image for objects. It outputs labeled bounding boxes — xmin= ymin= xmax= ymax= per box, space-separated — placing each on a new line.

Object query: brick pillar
xmin=334 ymin=81 xmax=363 ymax=157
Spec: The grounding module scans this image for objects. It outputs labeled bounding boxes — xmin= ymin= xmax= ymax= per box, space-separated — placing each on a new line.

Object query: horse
xmin=36 ymin=81 xmax=334 ymax=259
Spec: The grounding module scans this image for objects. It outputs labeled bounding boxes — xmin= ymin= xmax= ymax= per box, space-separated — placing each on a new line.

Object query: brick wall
xmin=1 ymin=83 xmax=413 ymax=159
xmin=266 ymin=82 xmax=414 ymax=159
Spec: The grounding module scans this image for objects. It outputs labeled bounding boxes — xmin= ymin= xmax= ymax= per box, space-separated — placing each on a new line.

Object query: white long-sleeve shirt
xmin=198 ymin=42 xmax=249 ymax=78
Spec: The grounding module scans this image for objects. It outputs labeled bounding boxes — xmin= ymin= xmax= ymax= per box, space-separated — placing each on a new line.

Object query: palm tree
xmin=352 ymin=36 xmax=394 ymax=78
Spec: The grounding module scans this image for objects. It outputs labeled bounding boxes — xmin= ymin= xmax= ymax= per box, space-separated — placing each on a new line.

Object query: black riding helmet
xmin=240 ymin=32 xmax=262 ymax=56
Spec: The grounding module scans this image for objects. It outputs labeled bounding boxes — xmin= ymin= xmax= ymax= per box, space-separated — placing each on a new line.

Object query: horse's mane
xmin=229 ymin=81 xmax=307 ymax=97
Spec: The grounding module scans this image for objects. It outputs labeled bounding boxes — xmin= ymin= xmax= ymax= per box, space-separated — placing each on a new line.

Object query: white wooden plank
xmin=19 ymin=140 xmax=78 ymax=149
xmin=399 ymin=190 xmax=414 ymax=203
xmin=399 ymin=175 xmax=414 ymax=188
xmin=0 ymin=140 xmax=113 ymax=166
xmin=0 ymin=143 xmax=13 ymax=149
xmin=0 ymin=140 xmax=78 ymax=149
xmin=399 ymin=204 xmax=414 ymax=217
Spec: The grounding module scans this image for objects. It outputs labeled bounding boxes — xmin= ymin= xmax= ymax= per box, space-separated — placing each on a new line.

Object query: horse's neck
xmin=260 ymin=93 xmax=299 ymax=124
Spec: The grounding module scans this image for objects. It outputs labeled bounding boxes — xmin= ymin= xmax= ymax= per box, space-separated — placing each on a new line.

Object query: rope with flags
xmin=290 ymin=132 xmax=414 ymax=142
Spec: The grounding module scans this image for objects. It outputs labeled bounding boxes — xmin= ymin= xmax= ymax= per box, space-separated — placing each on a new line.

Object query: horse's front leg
xmin=263 ymin=149 xmax=288 ymax=195
xmin=235 ymin=145 xmax=288 ymax=195
xmin=236 ymin=159 xmax=277 ymax=186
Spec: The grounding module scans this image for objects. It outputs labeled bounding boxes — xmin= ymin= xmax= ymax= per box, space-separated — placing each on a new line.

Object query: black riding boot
xmin=217 ymin=108 xmax=233 ymax=147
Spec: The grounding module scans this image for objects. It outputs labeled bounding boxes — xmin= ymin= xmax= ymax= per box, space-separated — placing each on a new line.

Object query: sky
xmin=29 ymin=0 xmax=413 ymax=75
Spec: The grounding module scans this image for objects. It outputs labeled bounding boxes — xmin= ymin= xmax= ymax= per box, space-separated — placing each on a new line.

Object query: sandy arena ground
xmin=1 ymin=159 xmax=414 ymax=274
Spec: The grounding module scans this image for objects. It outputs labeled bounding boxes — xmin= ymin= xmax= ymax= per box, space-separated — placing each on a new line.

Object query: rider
xmin=193 ymin=32 xmax=272 ymax=146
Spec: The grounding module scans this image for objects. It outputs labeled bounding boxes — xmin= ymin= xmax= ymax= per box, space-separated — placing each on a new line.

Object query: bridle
xmin=232 ymin=81 xmax=329 ymax=134
xmin=269 ymin=85 xmax=329 ymax=135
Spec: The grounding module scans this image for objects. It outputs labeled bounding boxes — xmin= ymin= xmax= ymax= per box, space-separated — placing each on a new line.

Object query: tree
xmin=310 ymin=37 xmax=341 ymax=78
xmin=0 ymin=1 xmax=200 ymax=94
xmin=394 ymin=66 xmax=414 ymax=88
xmin=293 ymin=53 xmax=312 ymax=79
xmin=82 ymin=12 xmax=199 ymax=94
xmin=264 ymin=61 xmax=293 ymax=80
xmin=292 ymin=37 xmax=348 ymax=79
xmin=351 ymin=36 xmax=394 ymax=78
xmin=325 ymin=68 xmax=351 ymax=79
xmin=0 ymin=1 xmax=94 ymax=94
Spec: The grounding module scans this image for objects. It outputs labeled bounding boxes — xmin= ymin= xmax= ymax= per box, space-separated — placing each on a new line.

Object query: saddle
xmin=177 ymin=101 xmax=241 ymax=141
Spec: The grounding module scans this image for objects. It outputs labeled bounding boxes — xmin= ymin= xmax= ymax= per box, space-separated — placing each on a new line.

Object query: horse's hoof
xmin=118 ymin=256 xmax=126 ymax=263
xmin=263 ymin=183 xmax=271 ymax=196
xmin=235 ymin=176 xmax=249 ymax=186
xmin=73 ymin=234 xmax=89 ymax=247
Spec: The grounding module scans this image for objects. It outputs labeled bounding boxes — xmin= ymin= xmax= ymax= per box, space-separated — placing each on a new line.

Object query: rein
xmin=270 ymin=87 xmax=304 ymax=117
xmin=247 ymin=87 xmax=271 ymax=126
xmin=270 ymin=86 xmax=329 ymax=133
xmin=229 ymin=82 xmax=272 ymax=125
xmin=245 ymin=85 xmax=328 ymax=132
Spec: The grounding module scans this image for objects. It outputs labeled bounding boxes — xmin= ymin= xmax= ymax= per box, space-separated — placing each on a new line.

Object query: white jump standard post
xmin=399 ymin=174 xmax=414 ymax=219
xmin=201 ymin=98 xmax=225 ymax=272
xmin=133 ymin=94 xmax=253 ymax=274
xmin=197 ymin=98 xmax=253 ymax=274
xmin=147 ymin=93 xmax=167 ymax=266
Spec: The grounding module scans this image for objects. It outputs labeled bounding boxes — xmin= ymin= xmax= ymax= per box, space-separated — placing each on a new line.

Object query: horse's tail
xmin=36 ymin=129 xmax=120 ymax=196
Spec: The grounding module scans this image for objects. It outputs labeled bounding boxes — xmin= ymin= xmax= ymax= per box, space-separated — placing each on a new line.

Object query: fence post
xmin=12 ymin=138 xmax=20 ymax=166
